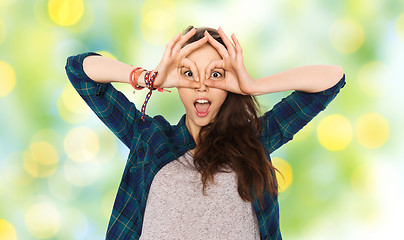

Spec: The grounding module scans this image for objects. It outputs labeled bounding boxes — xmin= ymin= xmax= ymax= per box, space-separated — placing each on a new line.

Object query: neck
xmin=185 ymin=116 xmax=201 ymax=147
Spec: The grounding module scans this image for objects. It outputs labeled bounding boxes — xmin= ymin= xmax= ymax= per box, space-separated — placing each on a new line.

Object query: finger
xmin=179 ymin=79 xmax=202 ymax=89
xmin=182 ymin=58 xmax=200 ymax=82
xmin=204 ymin=31 xmax=229 ymax=59
xmin=231 ymin=33 xmax=242 ymax=55
xmin=172 ymin=27 xmax=197 ymax=54
xmin=164 ymin=32 xmax=181 ymax=58
xmin=231 ymin=33 xmax=244 ymax=64
xmin=205 ymin=59 xmax=224 ymax=80
xmin=178 ymin=36 xmax=208 ymax=61
xmin=217 ymin=27 xmax=236 ymax=57
xmin=203 ymin=78 xmax=226 ymax=90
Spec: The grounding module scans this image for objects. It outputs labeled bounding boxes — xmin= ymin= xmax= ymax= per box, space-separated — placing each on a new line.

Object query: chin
xmin=187 ymin=111 xmax=215 ymax=128
xmin=194 ymin=116 xmax=212 ymax=127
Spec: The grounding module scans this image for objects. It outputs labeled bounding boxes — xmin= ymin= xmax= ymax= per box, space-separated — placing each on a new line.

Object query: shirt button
xmin=95 ymin=84 xmax=101 ymax=96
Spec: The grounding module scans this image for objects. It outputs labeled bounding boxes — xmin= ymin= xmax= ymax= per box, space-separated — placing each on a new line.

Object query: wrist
xmin=137 ymin=70 xmax=147 ymax=88
xmin=239 ymin=76 xmax=258 ymax=96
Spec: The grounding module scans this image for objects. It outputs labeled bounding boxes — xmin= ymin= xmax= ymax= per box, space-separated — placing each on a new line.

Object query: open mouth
xmin=194 ymin=98 xmax=211 ymax=117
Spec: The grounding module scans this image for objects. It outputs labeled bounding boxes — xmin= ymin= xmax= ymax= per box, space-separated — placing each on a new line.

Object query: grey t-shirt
xmin=140 ymin=151 xmax=260 ymax=239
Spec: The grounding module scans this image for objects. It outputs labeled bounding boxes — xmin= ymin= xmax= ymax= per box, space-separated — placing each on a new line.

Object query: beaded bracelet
xmin=139 ymin=70 xmax=171 ymax=121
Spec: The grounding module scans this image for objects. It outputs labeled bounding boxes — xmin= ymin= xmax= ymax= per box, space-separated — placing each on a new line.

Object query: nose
xmin=196 ymin=73 xmax=208 ymax=92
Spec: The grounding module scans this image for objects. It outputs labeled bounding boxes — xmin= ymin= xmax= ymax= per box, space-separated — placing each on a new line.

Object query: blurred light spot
xmin=64 ymin=127 xmax=99 ymax=162
xmin=48 ymin=170 xmax=78 ymax=201
xmin=63 ymin=160 xmax=100 ymax=187
xmin=25 ymin=202 xmax=60 ymax=239
xmin=48 ymin=0 xmax=84 ymax=26
xmin=3 ymin=152 xmax=35 ymax=187
xmin=292 ymin=121 xmax=313 ymax=142
xmin=4 ymin=162 xmax=35 ymax=187
xmin=329 ymin=18 xmax=364 ymax=54
xmin=0 ymin=219 xmax=17 ymax=240
xmin=60 ymin=84 xmax=90 ymax=115
xmin=23 ymin=141 xmax=59 ymax=178
xmin=351 ymin=164 xmax=376 ymax=197
xmin=0 ymin=0 xmax=16 ymax=7
xmin=31 ymin=128 xmax=62 ymax=146
xmin=272 ymin=157 xmax=293 ymax=192
xmin=395 ymin=12 xmax=404 ymax=42
xmin=141 ymin=0 xmax=176 ymax=45
xmin=317 ymin=114 xmax=353 ymax=151
xmin=370 ymin=162 xmax=402 ymax=201
xmin=57 ymin=84 xmax=90 ymax=124
xmin=308 ymin=159 xmax=338 ymax=201
xmin=96 ymin=130 xmax=118 ymax=162
xmin=0 ymin=61 xmax=16 ymax=97
xmin=355 ymin=113 xmax=390 ymax=149
xmin=97 ymin=51 xmax=117 ymax=60
xmin=0 ymin=18 xmax=5 ymax=44
xmin=358 ymin=62 xmax=392 ymax=97
xmin=59 ymin=209 xmax=89 ymax=239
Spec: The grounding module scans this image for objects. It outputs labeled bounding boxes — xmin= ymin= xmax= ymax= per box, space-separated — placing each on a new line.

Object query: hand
xmin=153 ymin=28 xmax=208 ymax=89
xmin=203 ymin=27 xmax=255 ymax=95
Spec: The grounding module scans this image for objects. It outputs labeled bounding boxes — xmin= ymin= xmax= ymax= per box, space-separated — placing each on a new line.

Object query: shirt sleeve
xmin=260 ymin=74 xmax=346 ymax=154
xmin=65 ymin=52 xmax=149 ymax=149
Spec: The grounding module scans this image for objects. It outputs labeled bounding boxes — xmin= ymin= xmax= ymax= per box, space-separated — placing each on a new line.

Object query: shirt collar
xmin=172 ymin=114 xmax=196 ymax=149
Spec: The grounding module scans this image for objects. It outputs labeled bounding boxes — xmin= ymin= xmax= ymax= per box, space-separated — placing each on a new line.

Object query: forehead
xmin=185 ymin=44 xmax=222 ymax=63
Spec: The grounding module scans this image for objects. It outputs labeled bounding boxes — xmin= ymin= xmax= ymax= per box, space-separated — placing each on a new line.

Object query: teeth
xmin=196 ymin=99 xmax=209 ymax=104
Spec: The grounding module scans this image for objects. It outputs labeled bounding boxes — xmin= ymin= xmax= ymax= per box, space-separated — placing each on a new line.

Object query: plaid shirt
xmin=66 ymin=52 xmax=345 ymax=240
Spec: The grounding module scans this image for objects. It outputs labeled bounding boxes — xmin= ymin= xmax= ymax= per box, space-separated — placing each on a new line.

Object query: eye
xmin=210 ymin=71 xmax=222 ymax=78
xmin=184 ymin=70 xmax=193 ymax=77
xmin=182 ymin=70 xmax=195 ymax=80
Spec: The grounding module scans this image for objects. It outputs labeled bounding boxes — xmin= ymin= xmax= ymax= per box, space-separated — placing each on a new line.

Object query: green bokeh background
xmin=1 ymin=0 xmax=404 ymax=239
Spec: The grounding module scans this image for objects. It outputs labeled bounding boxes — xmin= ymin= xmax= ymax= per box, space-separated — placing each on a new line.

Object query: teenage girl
xmin=65 ymin=26 xmax=345 ymax=240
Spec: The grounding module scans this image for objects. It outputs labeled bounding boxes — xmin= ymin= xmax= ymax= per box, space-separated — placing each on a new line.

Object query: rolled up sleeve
xmin=261 ymin=74 xmax=346 ymax=153
xmin=65 ymin=52 xmax=146 ymax=148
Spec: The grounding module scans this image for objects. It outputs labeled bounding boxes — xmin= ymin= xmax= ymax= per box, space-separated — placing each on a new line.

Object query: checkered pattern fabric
xmin=66 ymin=52 xmax=345 ymax=240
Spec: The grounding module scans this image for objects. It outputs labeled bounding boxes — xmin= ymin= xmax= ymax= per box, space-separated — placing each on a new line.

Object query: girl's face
xmin=177 ymin=44 xmax=227 ymax=138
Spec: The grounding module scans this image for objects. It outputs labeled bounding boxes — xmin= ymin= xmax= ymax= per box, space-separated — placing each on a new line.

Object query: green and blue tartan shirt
xmin=66 ymin=52 xmax=345 ymax=240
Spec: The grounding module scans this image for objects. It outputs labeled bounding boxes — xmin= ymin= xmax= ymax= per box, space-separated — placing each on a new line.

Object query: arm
xmin=262 ymin=75 xmax=346 ymax=153
xmin=252 ymin=65 xmax=344 ymax=95
xmin=82 ymin=28 xmax=207 ymax=88
xmin=65 ymin=52 xmax=144 ymax=148
xmin=203 ymin=27 xmax=346 ymax=153
xmin=83 ymin=54 xmax=147 ymax=85
xmin=203 ymin=27 xmax=344 ymax=95
xmin=65 ymin=30 xmax=207 ymax=148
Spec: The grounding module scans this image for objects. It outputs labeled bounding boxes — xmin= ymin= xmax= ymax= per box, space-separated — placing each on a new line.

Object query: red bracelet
xmin=129 ymin=67 xmax=145 ymax=90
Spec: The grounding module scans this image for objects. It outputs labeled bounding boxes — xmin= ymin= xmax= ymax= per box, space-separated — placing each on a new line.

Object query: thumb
xmin=203 ymin=79 xmax=226 ymax=90
xmin=178 ymin=79 xmax=201 ymax=89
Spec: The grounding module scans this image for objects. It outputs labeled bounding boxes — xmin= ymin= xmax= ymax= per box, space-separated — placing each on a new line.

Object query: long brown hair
xmin=183 ymin=26 xmax=279 ymax=203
